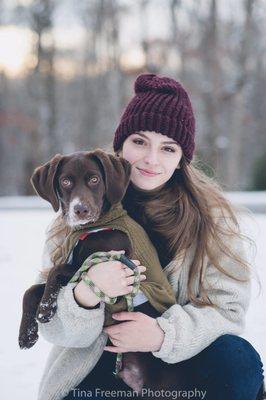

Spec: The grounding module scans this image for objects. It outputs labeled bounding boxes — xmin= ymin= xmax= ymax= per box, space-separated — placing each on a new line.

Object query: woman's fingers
xmin=108 ymin=337 xmax=120 ymax=347
xmin=138 ymin=265 xmax=146 ymax=273
xmin=123 ymin=265 xmax=146 ymax=277
xmin=126 ymin=275 xmax=146 ymax=285
xmin=121 ymin=286 xmax=135 ymax=295
xmin=130 ymin=259 xmax=140 ymax=265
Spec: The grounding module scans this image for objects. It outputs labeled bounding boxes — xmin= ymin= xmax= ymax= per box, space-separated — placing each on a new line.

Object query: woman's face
xmin=119 ymin=131 xmax=182 ymax=191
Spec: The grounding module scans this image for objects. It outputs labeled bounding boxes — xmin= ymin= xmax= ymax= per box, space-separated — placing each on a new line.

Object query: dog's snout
xmin=68 ymin=197 xmax=100 ymax=226
xmin=74 ymin=204 xmax=89 ymax=217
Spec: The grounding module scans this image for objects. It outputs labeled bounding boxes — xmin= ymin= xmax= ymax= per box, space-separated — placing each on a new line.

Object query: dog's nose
xmin=74 ymin=204 xmax=89 ymax=217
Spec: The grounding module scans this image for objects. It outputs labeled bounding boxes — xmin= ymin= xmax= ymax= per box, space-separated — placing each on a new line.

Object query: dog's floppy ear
xmin=31 ymin=154 xmax=63 ymax=211
xmin=92 ymin=149 xmax=131 ymax=205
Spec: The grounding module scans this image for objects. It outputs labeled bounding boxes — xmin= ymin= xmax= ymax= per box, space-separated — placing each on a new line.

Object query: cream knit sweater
xmin=36 ymin=212 xmax=251 ymax=400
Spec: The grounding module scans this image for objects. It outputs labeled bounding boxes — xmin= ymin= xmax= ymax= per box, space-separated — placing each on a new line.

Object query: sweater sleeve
xmin=34 ymin=219 xmax=105 ymax=348
xmin=152 ymin=233 xmax=251 ymax=364
xmin=37 ymin=279 xmax=106 ymax=348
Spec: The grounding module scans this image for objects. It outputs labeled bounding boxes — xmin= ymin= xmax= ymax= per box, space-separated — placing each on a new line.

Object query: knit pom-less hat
xmin=113 ymin=73 xmax=195 ymax=162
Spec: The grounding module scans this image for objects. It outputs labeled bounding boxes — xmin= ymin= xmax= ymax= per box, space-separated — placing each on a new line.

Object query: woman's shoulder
xmin=209 ymin=201 xmax=242 ymax=231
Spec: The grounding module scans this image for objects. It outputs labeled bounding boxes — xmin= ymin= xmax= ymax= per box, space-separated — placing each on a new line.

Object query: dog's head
xmin=31 ymin=149 xmax=131 ymax=227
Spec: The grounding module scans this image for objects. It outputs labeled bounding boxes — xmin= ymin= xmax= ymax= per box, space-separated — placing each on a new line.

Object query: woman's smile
xmin=136 ymin=167 xmax=162 ymax=177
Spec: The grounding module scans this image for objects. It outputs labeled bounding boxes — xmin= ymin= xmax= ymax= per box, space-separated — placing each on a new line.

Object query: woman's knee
xmin=210 ymin=335 xmax=261 ymax=364
xmin=190 ymin=335 xmax=264 ymax=399
xmin=208 ymin=335 xmax=264 ymax=386
xmin=211 ymin=334 xmax=262 ymax=366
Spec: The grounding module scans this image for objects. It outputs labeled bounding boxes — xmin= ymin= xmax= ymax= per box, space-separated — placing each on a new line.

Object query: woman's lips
xmin=136 ymin=168 xmax=161 ymax=177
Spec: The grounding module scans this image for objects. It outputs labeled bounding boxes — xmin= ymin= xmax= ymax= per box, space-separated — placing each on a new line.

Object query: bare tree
xmin=199 ymin=0 xmax=223 ymax=171
xmin=28 ymin=0 xmax=57 ymax=160
xmin=223 ymin=0 xmax=256 ymax=188
xmin=76 ymin=0 xmax=125 ymax=149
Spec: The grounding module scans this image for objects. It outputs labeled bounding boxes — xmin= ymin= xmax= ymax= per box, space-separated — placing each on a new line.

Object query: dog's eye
xmin=89 ymin=176 xmax=99 ymax=184
xmin=61 ymin=178 xmax=72 ymax=187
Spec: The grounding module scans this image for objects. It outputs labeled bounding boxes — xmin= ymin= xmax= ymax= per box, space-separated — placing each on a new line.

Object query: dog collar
xmin=79 ymin=227 xmax=114 ymax=241
xmin=66 ymin=228 xmax=114 ymax=265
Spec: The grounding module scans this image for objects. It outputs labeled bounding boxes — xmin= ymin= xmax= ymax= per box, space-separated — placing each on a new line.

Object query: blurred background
xmin=0 ymin=1 xmax=266 ymax=399
xmin=0 ymin=0 xmax=265 ymax=194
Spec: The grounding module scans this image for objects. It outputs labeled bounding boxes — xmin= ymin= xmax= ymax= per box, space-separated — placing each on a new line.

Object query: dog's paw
xmin=36 ymin=298 xmax=57 ymax=323
xmin=19 ymin=319 xmax=39 ymax=349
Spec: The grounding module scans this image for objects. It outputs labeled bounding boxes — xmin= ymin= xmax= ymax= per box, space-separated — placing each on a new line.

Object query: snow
xmin=226 ymin=191 xmax=266 ymax=213
xmin=0 ymin=196 xmax=49 ymax=209
xmin=0 ymin=191 xmax=266 ymax=213
xmin=1 ymin=207 xmax=265 ymax=399
xmin=0 ymin=191 xmax=266 ymax=212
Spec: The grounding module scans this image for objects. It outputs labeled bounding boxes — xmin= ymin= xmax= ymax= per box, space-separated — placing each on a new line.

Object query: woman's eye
xmin=132 ymin=139 xmax=145 ymax=145
xmin=89 ymin=176 xmax=99 ymax=184
xmin=61 ymin=178 xmax=72 ymax=187
xmin=163 ymin=147 xmax=175 ymax=153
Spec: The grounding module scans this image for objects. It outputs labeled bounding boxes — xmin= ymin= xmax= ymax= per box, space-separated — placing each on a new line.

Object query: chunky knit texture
xmin=36 ymin=210 xmax=251 ymax=400
xmin=113 ymin=73 xmax=196 ymax=162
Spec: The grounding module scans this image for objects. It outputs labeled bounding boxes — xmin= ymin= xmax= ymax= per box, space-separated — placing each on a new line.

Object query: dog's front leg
xmin=117 ymin=352 xmax=148 ymax=393
xmin=19 ymin=284 xmax=45 ymax=349
xmin=119 ymin=352 xmax=176 ymax=398
xmin=36 ymin=263 xmax=78 ymax=323
xmin=116 ymin=301 xmax=162 ymax=392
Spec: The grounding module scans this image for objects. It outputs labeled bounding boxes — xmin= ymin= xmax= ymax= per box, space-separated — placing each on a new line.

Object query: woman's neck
xmin=128 ymin=181 xmax=168 ymax=199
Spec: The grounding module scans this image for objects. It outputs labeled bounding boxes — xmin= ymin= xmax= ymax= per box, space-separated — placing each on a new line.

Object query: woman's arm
xmin=152 ymin=235 xmax=251 ymax=364
xmin=35 ymin=271 xmax=106 ymax=348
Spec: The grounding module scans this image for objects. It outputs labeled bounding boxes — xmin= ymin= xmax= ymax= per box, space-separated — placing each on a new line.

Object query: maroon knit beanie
xmin=113 ymin=73 xmax=195 ymax=162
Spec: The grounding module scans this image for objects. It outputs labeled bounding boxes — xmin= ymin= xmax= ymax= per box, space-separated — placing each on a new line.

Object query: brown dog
xmin=19 ymin=149 xmax=181 ymax=397
xmin=19 ymin=150 xmax=135 ymax=348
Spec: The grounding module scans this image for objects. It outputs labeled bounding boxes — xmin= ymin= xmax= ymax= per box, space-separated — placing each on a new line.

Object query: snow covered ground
xmin=1 ymin=207 xmax=265 ymax=400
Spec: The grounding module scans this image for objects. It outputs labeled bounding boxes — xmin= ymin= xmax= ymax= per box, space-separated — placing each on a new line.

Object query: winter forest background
xmin=0 ymin=0 xmax=266 ymax=194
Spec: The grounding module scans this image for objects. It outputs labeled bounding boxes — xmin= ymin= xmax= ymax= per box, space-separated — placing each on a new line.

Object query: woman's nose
xmin=143 ymin=150 xmax=160 ymax=165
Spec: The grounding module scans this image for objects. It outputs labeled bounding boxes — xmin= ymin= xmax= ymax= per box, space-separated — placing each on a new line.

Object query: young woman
xmin=36 ymin=74 xmax=264 ymax=400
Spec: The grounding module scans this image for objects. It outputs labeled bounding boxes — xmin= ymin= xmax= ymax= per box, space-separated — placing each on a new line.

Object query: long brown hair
xmin=121 ymin=156 xmax=254 ymax=308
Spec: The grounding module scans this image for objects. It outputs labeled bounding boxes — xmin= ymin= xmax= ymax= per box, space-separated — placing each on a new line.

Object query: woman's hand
xmin=103 ymin=311 xmax=165 ymax=353
xmin=86 ymin=251 xmax=146 ymax=298
xmin=73 ymin=251 xmax=146 ymax=307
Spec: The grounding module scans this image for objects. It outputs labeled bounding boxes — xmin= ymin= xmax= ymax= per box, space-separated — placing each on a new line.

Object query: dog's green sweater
xmin=58 ymin=202 xmax=176 ymax=324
